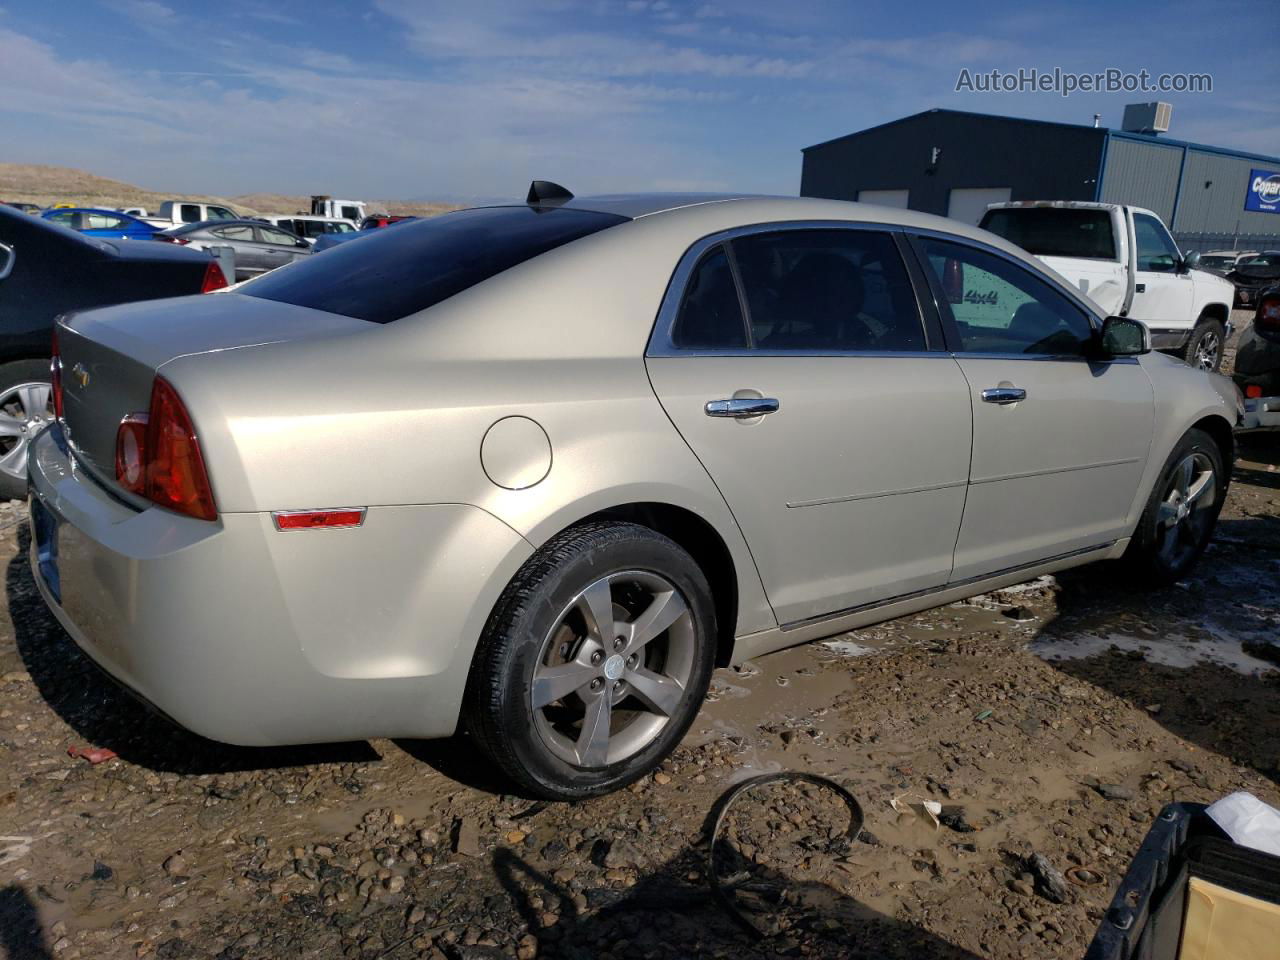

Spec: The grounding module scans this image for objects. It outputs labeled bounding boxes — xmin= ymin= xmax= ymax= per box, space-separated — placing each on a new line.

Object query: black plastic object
xmin=1084 ymin=801 xmax=1280 ymax=960
xmin=527 ymin=180 xmax=574 ymax=205
xmin=707 ymin=772 xmax=864 ymax=939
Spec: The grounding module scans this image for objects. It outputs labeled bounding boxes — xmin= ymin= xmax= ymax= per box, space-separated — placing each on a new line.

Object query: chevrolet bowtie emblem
xmin=72 ymin=362 xmax=90 ymax=388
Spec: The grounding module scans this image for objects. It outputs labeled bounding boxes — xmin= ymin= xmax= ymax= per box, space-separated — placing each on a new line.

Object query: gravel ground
xmin=1 ymin=311 xmax=1277 ymax=960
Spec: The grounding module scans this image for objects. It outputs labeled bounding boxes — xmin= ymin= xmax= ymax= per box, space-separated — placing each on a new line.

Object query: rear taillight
xmin=114 ymin=378 xmax=216 ymax=521
xmin=51 ymin=328 xmax=63 ymax=420
xmin=155 ymin=236 xmax=190 ymax=245
xmin=1257 ymin=294 xmax=1280 ymax=334
xmin=200 ymin=260 xmax=228 ymax=294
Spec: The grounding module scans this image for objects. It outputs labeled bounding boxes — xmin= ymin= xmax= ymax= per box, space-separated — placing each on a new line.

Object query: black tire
xmin=1183 ymin=318 xmax=1225 ymax=372
xmin=0 ymin=358 xmax=54 ymax=501
xmin=1124 ymin=427 xmax=1226 ymax=585
xmin=465 ymin=521 xmax=717 ymax=800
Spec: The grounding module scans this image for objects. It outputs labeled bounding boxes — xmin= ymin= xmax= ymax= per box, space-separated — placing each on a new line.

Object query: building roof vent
xmin=1121 ymin=102 xmax=1172 ymax=135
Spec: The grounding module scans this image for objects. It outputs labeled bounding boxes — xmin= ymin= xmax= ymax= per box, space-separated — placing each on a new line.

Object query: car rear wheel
xmin=1184 ymin=319 xmax=1225 ymax=372
xmin=465 ymin=521 xmax=716 ymax=800
xmin=1125 ymin=428 xmax=1226 ymax=584
xmin=0 ymin=359 xmax=55 ymax=500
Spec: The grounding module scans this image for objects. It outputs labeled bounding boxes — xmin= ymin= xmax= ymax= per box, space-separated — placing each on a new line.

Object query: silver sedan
xmin=30 ymin=188 xmax=1238 ymax=798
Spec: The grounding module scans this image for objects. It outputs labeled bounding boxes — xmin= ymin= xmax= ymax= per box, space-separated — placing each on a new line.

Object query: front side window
xmin=257 ymin=226 xmax=299 ymax=246
xmin=207 ymin=206 xmax=236 ymax=220
xmin=341 ymin=206 xmax=360 ymax=221
xmin=213 ymin=225 xmax=255 ymax=241
xmin=86 ymin=213 xmax=126 ymax=230
xmin=670 ymin=246 xmax=747 ymax=349
xmin=731 ymin=229 xmax=924 ymax=352
xmin=919 ymin=237 xmax=1094 ymax=356
xmin=1133 ymin=213 xmax=1181 ymax=273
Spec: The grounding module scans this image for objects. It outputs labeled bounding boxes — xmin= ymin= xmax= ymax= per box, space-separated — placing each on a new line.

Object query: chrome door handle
xmin=705 ymin=397 xmax=780 ymax=418
xmin=981 ymin=387 xmax=1026 ymax=405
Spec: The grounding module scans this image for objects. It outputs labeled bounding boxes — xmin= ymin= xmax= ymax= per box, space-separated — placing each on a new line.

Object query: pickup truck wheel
xmin=1125 ymin=427 xmax=1226 ymax=585
xmin=0 ymin=360 xmax=55 ymax=501
xmin=1184 ymin=319 xmax=1225 ymax=372
xmin=465 ymin=521 xmax=716 ymax=800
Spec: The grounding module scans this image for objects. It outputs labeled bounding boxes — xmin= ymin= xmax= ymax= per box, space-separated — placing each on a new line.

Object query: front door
xmin=912 ymin=235 xmax=1154 ymax=580
xmin=646 ymin=226 xmax=973 ymax=626
xmin=1128 ymin=211 xmax=1194 ymax=328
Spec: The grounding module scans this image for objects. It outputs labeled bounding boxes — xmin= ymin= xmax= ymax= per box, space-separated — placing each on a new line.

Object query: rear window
xmin=980 ymin=208 xmax=1117 ymax=261
xmin=243 ymin=205 xmax=627 ymax=323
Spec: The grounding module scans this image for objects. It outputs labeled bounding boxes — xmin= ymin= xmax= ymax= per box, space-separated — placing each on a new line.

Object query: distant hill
xmin=0 ymin=164 xmax=456 ymax=218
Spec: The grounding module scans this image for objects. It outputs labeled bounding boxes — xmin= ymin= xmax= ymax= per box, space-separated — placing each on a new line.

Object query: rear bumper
xmin=27 ymin=425 xmax=533 ymax=746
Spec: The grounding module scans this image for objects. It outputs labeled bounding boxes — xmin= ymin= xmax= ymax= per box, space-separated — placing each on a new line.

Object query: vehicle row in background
xmin=979 ymin=201 xmax=1235 ymax=371
xmin=0 ymin=207 xmax=227 ymax=497
xmin=1225 ymin=251 xmax=1280 ymax=308
xmin=1235 ymin=285 xmax=1280 ymax=432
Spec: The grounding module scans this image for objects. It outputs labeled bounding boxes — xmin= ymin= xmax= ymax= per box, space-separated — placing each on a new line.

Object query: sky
xmin=0 ymin=0 xmax=1275 ymax=203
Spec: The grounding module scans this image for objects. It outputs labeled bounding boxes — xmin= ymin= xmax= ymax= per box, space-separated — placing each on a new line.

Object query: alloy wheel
xmin=1155 ymin=451 xmax=1216 ymax=570
xmin=0 ymin=381 xmax=53 ymax=482
xmin=1193 ymin=330 xmax=1220 ymax=370
xmin=531 ymin=570 xmax=696 ymax=768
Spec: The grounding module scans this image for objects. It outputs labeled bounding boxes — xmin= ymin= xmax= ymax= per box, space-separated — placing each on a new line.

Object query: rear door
xmin=911 ymin=234 xmax=1154 ymax=579
xmin=646 ymin=225 xmax=973 ymax=626
xmin=1128 ymin=211 xmax=1193 ymax=327
xmin=210 ymin=224 xmax=263 ymax=276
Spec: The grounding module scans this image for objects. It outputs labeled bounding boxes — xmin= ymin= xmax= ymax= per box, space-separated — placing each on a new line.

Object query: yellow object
xmin=1178 ymin=876 xmax=1280 ymax=960
xmin=50 ymin=202 xmax=75 ymax=208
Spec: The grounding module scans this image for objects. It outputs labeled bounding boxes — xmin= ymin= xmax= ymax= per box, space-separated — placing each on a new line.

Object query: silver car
xmin=29 ymin=189 xmax=1238 ymax=799
xmin=157 ymin=219 xmax=312 ymax=280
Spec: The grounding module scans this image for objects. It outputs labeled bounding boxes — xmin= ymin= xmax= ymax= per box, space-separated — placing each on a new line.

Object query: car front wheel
xmin=466 ymin=521 xmax=716 ymax=800
xmin=1184 ymin=319 xmax=1225 ymax=372
xmin=0 ymin=359 xmax=55 ymax=500
xmin=1125 ymin=427 xmax=1226 ymax=584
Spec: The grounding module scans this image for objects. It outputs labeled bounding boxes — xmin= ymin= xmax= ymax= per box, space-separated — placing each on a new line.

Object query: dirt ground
xmin=1 ymin=312 xmax=1277 ymax=960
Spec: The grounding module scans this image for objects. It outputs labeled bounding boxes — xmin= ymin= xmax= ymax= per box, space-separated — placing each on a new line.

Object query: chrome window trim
xmin=646 ymin=220 xmax=938 ymax=359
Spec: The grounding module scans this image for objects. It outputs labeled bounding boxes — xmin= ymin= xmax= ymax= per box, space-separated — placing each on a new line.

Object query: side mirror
xmin=0 ymin=242 xmax=14 ymax=281
xmin=1179 ymin=251 xmax=1201 ymax=273
xmin=1100 ymin=316 xmax=1150 ymax=357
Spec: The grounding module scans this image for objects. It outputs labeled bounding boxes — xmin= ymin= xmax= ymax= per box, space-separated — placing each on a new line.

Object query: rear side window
xmin=243 ymin=206 xmax=627 ymax=323
xmin=671 ymin=246 xmax=747 ymax=349
xmin=180 ymin=204 xmax=202 ymax=223
xmin=980 ymin=208 xmax=1117 ymax=260
xmin=731 ymin=229 xmax=923 ymax=351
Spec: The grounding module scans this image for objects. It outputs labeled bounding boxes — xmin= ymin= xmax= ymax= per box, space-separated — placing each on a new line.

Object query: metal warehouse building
xmin=800 ymin=107 xmax=1280 ymax=252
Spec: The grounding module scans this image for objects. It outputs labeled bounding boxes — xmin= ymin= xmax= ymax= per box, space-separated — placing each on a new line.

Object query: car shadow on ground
xmin=1034 ymin=526 xmax=1280 ymax=789
xmin=486 ymin=793 xmax=982 ymax=960
xmin=0 ymin=885 xmax=52 ymax=960
xmin=6 ymin=526 xmax=380 ymax=775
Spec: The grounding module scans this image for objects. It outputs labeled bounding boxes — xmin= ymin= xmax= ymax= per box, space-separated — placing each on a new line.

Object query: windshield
xmin=980 ymin=208 xmax=1117 ymax=260
xmin=243 ymin=205 xmax=627 ymax=323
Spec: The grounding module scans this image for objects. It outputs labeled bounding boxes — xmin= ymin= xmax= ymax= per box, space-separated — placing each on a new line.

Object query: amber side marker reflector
xmin=273 ymin=508 xmax=366 ymax=531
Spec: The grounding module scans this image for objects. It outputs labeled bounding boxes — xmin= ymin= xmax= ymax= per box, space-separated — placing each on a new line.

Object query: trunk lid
xmin=58 ymin=293 xmax=370 ymax=499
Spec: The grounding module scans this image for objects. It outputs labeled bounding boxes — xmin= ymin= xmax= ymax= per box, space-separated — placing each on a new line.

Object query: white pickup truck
xmin=139 ymin=200 xmax=242 ymax=228
xmin=979 ymin=201 xmax=1235 ymax=371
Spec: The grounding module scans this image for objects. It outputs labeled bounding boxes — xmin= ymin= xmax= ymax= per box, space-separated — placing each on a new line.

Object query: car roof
xmin=45 ymin=206 xmax=141 ymax=217
xmin=170 ymin=218 xmax=271 ymax=233
xmin=510 ymin=193 xmax=1023 ymax=249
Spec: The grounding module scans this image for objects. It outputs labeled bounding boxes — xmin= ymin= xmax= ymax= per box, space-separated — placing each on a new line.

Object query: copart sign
xmin=1245 ymin=168 xmax=1280 ymax=214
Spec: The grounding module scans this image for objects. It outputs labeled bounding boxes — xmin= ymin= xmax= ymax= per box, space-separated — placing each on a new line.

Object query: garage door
xmin=947 ymin=187 xmax=1012 ymax=225
xmin=857 ymin=189 xmax=909 ymax=208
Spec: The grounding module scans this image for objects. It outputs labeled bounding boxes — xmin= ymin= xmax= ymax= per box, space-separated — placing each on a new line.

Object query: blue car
xmin=311 ymin=216 xmax=419 ymax=253
xmin=41 ymin=207 xmax=162 ymax=240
